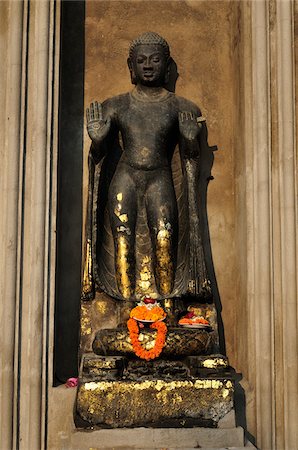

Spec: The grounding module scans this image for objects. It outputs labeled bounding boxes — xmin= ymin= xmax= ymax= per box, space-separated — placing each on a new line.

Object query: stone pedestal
xmin=75 ymin=354 xmax=239 ymax=429
xmin=93 ymin=327 xmax=218 ymax=357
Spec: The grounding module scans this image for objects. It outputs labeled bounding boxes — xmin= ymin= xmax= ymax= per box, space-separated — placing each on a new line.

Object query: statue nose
xmin=143 ymin=59 xmax=153 ymax=70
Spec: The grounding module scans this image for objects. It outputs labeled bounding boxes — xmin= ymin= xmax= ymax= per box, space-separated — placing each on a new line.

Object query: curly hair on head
xmin=129 ymin=32 xmax=170 ymax=59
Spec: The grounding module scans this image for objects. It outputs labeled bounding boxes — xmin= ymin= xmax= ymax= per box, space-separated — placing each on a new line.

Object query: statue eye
xmin=152 ymin=58 xmax=160 ymax=63
xmin=137 ymin=58 xmax=145 ymax=64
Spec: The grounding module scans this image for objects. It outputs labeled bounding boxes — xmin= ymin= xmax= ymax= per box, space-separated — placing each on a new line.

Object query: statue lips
xmin=143 ymin=71 xmax=154 ymax=79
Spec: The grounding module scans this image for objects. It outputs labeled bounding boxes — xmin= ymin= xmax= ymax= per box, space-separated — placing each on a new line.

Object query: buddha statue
xmin=82 ymin=32 xmax=215 ymax=305
xmin=76 ymin=34 xmax=231 ymax=431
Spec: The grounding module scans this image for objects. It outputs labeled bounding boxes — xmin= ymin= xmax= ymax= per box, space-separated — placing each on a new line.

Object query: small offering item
xmin=178 ymin=311 xmax=211 ymax=328
xmin=130 ymin=298 xmax=166 ymax=323
xmin=127 ymin=298 xmax=167 ymax=360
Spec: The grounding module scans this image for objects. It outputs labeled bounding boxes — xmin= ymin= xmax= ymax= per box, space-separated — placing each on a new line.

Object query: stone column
xmin=271 ymin=2 xmax=297 ymax=449
xmin=250 ymin=2 xmax=274 ymax=448
xmin=0 ymin=2 xmax=23 ymax=449
xmin=240 ymin=1 xmax=297 ymax=449
xmin=0 ymin=1 xmax=59 ymax=449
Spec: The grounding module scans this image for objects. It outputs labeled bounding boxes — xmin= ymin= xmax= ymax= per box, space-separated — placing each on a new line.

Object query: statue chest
xmin=117 ymin=100 xmax=178 ymax=142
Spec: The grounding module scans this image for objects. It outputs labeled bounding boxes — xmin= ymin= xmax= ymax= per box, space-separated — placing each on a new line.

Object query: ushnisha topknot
xmin=129 ymin=32 xmax=170 ymax=59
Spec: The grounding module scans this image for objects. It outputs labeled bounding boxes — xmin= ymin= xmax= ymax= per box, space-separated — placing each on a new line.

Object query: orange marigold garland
xmin=127 ymin=298 xmax=168 ymax=360
xmin=127 ymin=318 xmax=167 ymax=361
xmin=130 ymin=305 xmax=166 ymax=322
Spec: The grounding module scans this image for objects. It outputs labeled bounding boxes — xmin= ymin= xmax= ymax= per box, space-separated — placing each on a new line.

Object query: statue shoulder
xmin=175 ymin=95 xmax=202 ymax=116
xmin=101 ymin=93 xmax=130 ymax=117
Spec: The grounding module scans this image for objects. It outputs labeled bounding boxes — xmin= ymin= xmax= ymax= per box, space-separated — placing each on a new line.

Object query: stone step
xmin=70 ymin=427 xmax=246 ymax=449
xmin=91 ymin=447 xmax=255 ymax=450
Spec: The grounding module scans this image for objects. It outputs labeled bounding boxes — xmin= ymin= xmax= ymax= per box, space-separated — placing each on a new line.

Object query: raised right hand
xmin=179 ymin=111 xmax=202 ymax=141
xmin=86 ymin=101 xmax=111 ymax=144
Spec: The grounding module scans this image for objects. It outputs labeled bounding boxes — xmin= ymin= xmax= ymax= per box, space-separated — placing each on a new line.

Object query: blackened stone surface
xmin=80 ymin=354 xmax=126 ymax=381
xmin=124 ymin=359 xmax=190 ymax=380
xmin=92 ymin=327 xmax=217 ymax=357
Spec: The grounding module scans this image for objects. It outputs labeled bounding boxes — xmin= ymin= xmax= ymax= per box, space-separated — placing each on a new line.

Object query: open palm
xmin=86 ymin=101 xmax=111 ymax=145
xmin=179 ymin=111 xmax=202 ymax=141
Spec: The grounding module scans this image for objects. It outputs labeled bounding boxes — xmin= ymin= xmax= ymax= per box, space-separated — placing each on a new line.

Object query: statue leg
xmin=145 ymin=169 xmax=178 ymax=296
xmin=108 ymin=166 xmax=137 ymax=300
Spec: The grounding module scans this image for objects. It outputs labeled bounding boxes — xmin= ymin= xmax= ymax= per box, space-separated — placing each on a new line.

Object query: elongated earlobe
xmin=127 ymin=57 xmax=137 ymax=85
xmin=164 ymin=57 xmax=173 ymax=85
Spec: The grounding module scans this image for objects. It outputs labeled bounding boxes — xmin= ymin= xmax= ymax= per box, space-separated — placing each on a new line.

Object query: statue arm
xmin=178 ymin=105 xmax=213 ymax=298
xmin=178 ymin=105 xmax=205 ymax=160
xmin=82 ymin=99 xmax=117 ymax=300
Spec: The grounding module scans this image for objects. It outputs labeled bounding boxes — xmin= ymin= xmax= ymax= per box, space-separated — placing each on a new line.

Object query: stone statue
xmin=82 ymin=32 xmax=216 ymax=303
xmin=76 ymin=33 xmax=234 ymax=431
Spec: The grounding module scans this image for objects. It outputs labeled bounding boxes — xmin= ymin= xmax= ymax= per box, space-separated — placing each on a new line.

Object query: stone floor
xmin=86 ymin=447 xmax=255 ymax=450
xmin=68 ymin=426 xmax=258 ymax=449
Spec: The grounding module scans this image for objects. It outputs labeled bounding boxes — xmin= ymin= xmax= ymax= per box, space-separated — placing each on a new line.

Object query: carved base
xmin=75 ymin=354 xmax=238 ymax=429
xmin=92 ymin=327 xmax=218 ymax=357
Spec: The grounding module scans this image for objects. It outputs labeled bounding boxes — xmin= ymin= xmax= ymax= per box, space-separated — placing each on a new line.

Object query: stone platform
xmin=71 ymin=426 xmax=251 ymax=449
xmin=70 ymin=425 xmax=257 ymax=449
xmin=93 ymin=327 xmax=217 ymax=357
xmin=75 ymin=354 xmax=238 ymax=429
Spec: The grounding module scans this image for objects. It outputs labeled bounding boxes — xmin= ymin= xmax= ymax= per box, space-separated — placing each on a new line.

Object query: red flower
xmin=65 ymin=377 xmax=78 ymax=388
xmin=185 ymin=311 xmax=195 ymax=318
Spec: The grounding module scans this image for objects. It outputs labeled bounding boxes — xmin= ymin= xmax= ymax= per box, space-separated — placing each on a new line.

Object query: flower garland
xmin=127 ymin=318 xmax=167 ymax=361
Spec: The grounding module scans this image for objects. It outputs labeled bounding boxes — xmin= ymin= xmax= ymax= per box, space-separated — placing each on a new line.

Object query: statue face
xmin=130 ymin=44 xmax=168 ymax=87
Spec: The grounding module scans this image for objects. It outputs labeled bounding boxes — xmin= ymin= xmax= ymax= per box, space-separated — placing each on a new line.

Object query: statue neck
xmin=133 ymin=85 xmax=169 ymax=102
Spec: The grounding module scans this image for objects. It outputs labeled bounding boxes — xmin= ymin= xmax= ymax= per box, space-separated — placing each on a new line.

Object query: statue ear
xmin=127 ymin=57 xmax=137 ymax=85
xmin=164 ymin=57 xmax=173 ymax=85
xmin=164 ymin=57 xmax=179 ymax=93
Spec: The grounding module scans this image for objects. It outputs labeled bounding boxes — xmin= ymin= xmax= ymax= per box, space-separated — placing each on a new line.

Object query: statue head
xmin=127 ymin=32 xmax=171 ymax=87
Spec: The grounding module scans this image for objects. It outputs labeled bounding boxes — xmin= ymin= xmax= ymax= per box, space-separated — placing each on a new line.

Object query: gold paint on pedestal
xmin=140 ymin=146 xmax=150 ymax=157
xmin=156 ymin=220 xmax=173 ymax=295
xmin=114 ymin=197 xmax=128 ymax=224
xmin=77 ymin=378 xmax=234 ymax=427
xmin=135 ymin=255 xmax=156 ymax=298
xmin=83 ymin=357 xmax=120 ymax=371
xmin=202 ymin=357 xmax=228 ymax=369
xmin=82 ymin=239 xmax=93 ymax=297
xmin=94 ymin=299 xmax=108 ymax=315
xmin=81 ymin=303 xmax=92 ymax=336
xmin=83 ymin=379 xmax=231 ymax=392
xmin=119 ymin=214 xmax=128 ymax=223
xmin=116 ymin=235 xmax=132 ymax=299
xmin=164 ymin=298 xmax=173 ymax=309
xmin=114 ymin=193 xmax=132 ymax=299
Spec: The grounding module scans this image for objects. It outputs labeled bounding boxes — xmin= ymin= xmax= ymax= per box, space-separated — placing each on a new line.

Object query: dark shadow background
xmin=53 ymin=1 xmax=85 ymax=385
